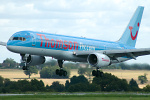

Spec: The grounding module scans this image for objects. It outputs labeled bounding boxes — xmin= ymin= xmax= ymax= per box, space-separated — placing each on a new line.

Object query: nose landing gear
xmin=20 ymin=54 xmax=29 ymax=70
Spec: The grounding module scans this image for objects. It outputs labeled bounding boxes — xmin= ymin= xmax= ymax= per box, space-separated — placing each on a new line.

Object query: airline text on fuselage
xmin=37 ymin=33 xmax=79 ymax=50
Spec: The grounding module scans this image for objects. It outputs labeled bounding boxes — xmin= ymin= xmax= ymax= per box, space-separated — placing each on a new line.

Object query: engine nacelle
xmin=26 ymin=55 xmax=45 ymax=66
xmin=87 ymin=53 xmax=111 ymax=67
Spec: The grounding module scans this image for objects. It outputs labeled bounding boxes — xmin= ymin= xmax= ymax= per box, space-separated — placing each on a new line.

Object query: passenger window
xmin=22 ymin=38 xmax=26 ymax=41
xmin=9 ymin=36 xmax=13 ymax=40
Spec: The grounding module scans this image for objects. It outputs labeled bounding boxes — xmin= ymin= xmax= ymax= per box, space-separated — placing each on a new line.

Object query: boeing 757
xmin=0 ymin=6 xmax=148 ymax=77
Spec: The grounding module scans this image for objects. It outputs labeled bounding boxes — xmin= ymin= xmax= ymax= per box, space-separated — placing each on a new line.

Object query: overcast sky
xmin=0 ymin=0 xmax=150 ymax=64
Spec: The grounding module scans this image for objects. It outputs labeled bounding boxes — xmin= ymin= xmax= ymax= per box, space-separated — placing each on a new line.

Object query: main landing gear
xmin=92 ymin=67 xmax=104 ymax=77
xmin=55 ymin=60 xmax=67 ymax=76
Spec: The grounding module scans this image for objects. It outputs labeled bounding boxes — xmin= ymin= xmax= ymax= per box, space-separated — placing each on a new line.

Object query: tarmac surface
xmin=1 ymin=92 xmax=150 ymax=96
xmin=0 ymin=94 xmax=34 ymax=96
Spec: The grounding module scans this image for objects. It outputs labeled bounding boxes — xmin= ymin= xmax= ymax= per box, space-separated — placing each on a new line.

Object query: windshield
xmin=9 ymin=37 xmax=26 ymax=41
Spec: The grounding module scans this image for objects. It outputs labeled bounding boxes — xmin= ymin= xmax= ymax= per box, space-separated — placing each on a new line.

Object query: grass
xmin=1 ymin=93 xmax=150 ymax=100
xmin=0 ymin=69 xmax=150 ymax=88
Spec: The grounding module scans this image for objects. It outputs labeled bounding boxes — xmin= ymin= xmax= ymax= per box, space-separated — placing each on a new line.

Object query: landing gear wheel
xmin=63 ymin=71 xmax=67 ymax=76
xmin=92 ymin=70 xmax=97 ymax=76
xmin=96 ymin=70 xmax=101 ymax=77
xmin=56 ymin=69 xmax=67 ymax=76
xmin=59 ymin=69 xmax=63 ymax=76
xmin=22 ymin=66 xmax=26 ymax=70
xmin=92 ymin=70 xmax=103 ymax=77
xmin=56 ymin=69 xmax=60 ymax=75
xmin=100 ymin=72 xmax=104 ymax=77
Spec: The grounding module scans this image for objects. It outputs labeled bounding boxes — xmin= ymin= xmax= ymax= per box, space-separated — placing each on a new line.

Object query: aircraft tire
xmin=59 ymin=69 xmax=63 ymax=76
xmin=56 ymin=69 xmax=60 ymax=75
xmin=63 ymin=70 xmax=67 ymax=76
xmin=22 ymin=66 xmax=26 ymax=70
xmin=96 ymin=70 xmax=101 ymax=77
xmin=56 ymin=69 xmax=67 ymax=76
xmin=92 ymin=70 xmax=97 ymax=76
xmin=100 ymin=72 xmax=104 ymax=77
xmin=22 ymin=66 xmax=28 ymax=70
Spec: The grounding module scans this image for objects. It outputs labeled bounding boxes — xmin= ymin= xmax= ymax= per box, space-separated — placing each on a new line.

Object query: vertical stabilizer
xmin=118 ymin=6 xmax=144 ymax=47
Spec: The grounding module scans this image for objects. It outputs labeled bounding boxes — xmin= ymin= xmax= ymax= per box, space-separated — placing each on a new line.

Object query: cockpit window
xmin=13 ymin=37 xmax=19 ymax=40
xmin=9 ymin=36 xmax=13 ymax=40
xmin=9 ymin=37 xmax=26 ymax=41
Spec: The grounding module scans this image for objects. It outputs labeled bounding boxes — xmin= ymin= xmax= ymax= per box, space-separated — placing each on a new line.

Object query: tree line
xmin=1 ymin=58 xmax=149 ymax=85
xmin=0 ymin=73 xmax=150 ymax=93
xmin=0 ymin=58 xmax=150 ymax=93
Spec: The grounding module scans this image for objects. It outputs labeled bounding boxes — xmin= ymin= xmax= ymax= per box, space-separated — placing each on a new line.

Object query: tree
xmin=143 ymin=85 xmax=150 ymax=92
xmin=0 ymin=76 xmax=4 ymax=87
xmin=49 ymin=81 xmax=65 ymax=92
xmin=2 ymin=58 xmax=17 ymax=68
xmin=65 ymin=80 xmax=70 ymax=90
xmin=66 ymin=75 xmax=100 ymax=92
xmin=66 ymin=75 xmax=89 ymax=92
xmin=16 ymin=80 xmax=31 ymax=92
xmin=138 ymin=73 xmax=148 ymax=84
xmin=129 ymin=78 xmax=140 ymax=91
xmin=30 ymin=79 xmax=45 ymax=91
xmin=24 ymin=66 xmax=38 ymax=78
xmin=3 ymin=78 xmax=11 ymax=87
xmin=69 ymin=75 xmax=89 ymax=85
xmin=92 ymin=73 xmax=130 ymax=91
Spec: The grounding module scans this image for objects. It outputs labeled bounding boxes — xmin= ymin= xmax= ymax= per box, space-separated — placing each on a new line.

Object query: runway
xmin=1 ymin=92 xmax=150 ymax=96
xmin=0 ymin=94 xmax=34 ymax=96
xmin=51 ymin=92 xmax=150 ymax=96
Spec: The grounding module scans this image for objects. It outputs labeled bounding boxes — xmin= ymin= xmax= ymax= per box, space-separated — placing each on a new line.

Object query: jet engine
xmin=87 ymin=53 xmax=111 ymax=67
xmin=21 ymin=55 xmax=45 ymax=66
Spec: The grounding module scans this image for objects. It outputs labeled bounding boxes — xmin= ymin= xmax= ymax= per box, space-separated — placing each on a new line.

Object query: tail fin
xmin=118 ymin=6 xmax=144 ymax=47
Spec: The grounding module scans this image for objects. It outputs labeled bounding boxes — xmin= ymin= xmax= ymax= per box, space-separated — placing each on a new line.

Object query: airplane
xmin=0 ymin=6 xmax=149 ymax=77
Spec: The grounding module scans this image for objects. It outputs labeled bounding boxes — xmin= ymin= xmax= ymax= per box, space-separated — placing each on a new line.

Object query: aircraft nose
xmin=6 ymin=42 xmax=21 ymax=53
xmin=6 ymin=39 xmax=18 ymax=52
xmin=6 ymin=40 xmax=14 ymax=46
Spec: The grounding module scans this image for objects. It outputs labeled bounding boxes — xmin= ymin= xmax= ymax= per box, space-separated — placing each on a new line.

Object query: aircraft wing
xmin=74 ymin=48 xmax=150 ymax=59
xmin=0 ymin=41 xmax=6 ymax=46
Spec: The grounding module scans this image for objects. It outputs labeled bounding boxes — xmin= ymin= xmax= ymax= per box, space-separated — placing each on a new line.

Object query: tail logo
xmin=129 ymin=22 xmax=140 ymax=40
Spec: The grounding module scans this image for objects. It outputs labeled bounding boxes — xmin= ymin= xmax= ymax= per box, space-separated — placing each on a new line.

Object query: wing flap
xmin=74 ymin=48 xmax=150 ymax=58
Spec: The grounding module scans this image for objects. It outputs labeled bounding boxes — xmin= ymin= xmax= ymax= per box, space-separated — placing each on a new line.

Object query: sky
xmin=0 ymin=0 xmax=150 ymax=64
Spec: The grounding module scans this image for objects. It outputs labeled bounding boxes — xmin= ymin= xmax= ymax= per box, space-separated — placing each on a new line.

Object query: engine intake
xmin=87 ymin=53 xmax=111 ymax=67
xmin=25 ymin=55 xmax=45 ymax=66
